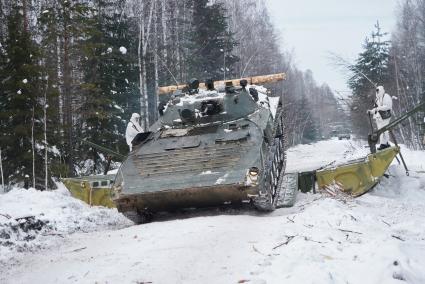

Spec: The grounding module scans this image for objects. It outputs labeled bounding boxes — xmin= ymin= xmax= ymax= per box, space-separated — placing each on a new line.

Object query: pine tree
xmin=0 ymin=2 xmax=43 ymax=185
xmin=187 ymin=0 xmax=238 ymax=81
xmin=38 ymin=1 xmax=98 ymax=177
xmin=348 ymin=22 xmax=391 ymax=136
xmin=78 ymin=0 xmax=137 ymax=174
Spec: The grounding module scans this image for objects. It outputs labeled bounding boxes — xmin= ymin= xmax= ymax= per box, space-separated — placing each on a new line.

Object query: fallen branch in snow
xmin=296 ymin=197 xmax=324 ymax=213
xmin=303 ymin=236 xmax=325 ymax=244
xmin=0 ymin=213 xmax=11 ymax=219
xmin=317 ymin=160 xmax=336 ymax=170
xmin=298 ymin=197 xmax=323 ymax=208
xmin=286 ymin=216 xmax=295 ymax=223
xmin=321 ymin=185 xmax=354 ymax=204
xmin=382 ymin=220 xmax=391 ymax=227
xmin=42 ymin=233 xmax=64 ymax=238
xmin=69 ymin=247 xmax=87 ymax=253
xmin=349 ymin=215 xmax=358 ymax=221
xmin=323 ymin=186 xmax=338 ymax=197
xmin=252 ymin=245 xmax=265 ymax=255
xmin=391 ymin=235 xmax=405 ymax=242
xmin=338 ymin=229 xmax=362 ymax=235
xmin=273 ymin=235 xmax=296 ymax=250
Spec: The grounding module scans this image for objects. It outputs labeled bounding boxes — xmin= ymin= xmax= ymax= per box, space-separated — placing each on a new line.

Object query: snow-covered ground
xmin=1 ymin=139 xmax=425 ymax=284
xmin=0 ymin=184 xmax=132 ymax=268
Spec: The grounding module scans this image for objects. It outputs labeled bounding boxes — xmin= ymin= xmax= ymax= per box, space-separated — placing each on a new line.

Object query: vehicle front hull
xmin=114 ymin=183 xmax=259 ymax=213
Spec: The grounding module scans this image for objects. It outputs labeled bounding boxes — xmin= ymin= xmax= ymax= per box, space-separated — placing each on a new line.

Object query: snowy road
xmin=1 ymin=139 xmax=425 ymax=284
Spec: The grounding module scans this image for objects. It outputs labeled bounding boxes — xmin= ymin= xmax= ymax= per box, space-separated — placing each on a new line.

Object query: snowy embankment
xmin=0 ymin=184 xmax=132 ymax=267
xmin=1 ymin=139 xmax=425 ymax=284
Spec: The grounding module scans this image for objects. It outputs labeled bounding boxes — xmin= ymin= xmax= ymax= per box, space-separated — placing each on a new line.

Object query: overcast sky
xmin=265 ymin=0 xmax=399 ymax=93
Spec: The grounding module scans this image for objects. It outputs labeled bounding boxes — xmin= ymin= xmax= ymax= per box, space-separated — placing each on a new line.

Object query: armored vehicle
xmin=112 ymin=74 xmax=287 ymax=222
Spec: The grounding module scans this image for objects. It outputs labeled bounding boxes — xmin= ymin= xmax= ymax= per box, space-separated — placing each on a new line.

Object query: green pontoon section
xmin=316 ymin=146 xmax=399 ymax=196
xmin=63 ymin=175 xmax=116 ymax=208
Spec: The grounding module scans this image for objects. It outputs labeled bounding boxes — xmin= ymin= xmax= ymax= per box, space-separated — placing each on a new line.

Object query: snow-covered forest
xmin=1 ymin=1 xmax=425 ymax=283
xmin=0 ymin=0 xmax=343 ymax=189
xmin=1 ymin=0 xmax=424 ymax=189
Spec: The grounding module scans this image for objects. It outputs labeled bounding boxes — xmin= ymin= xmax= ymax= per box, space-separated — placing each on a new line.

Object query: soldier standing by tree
xmin=368 ymin=86 xmax=393 ymax=150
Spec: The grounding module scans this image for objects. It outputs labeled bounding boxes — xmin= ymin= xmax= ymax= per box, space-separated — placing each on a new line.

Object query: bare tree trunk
xmin=182 ymin=0 xmax=188 ymax=81
xmin=153 ymin=1 xmax=159 ymax=122
xmin=63 ymin=5 xmax=73 ymax=175
xmin=57 ymin=35 xmax=64 ymax=127
xmin=31 ymin=107 xmax=35 ymax=188
xmin=22 ymin=0 xmax=28 ymax=32
xmin=137 ymin=0 xmax=155 ymax=130
xmin=138 ymin=9 xmax=146 ymax=130
xmin=393 ymin=54 xmax=408 ymax=144
xmin=44 ymin=76 xmax=49 ymax=190
xmin=175 ymin=0 xmax=182 ymax=81
xmin=0 ymin=148 xmax=4 ymax=192
xmin=161 ymin=0 xmax=167 ymax=62
xmin=142 ymin=56 xmax=149 ymax=128
xmin=300 ymin=113 xmax=312 ymax=140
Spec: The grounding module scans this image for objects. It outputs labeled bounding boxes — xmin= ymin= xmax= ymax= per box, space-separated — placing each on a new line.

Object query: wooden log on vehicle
xmin=158 ymin=73 xmax=286 ymax=95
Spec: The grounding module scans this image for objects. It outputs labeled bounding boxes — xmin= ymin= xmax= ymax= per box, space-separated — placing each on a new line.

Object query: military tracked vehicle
xmin=112 ymin=74 xmax=286 ymax=223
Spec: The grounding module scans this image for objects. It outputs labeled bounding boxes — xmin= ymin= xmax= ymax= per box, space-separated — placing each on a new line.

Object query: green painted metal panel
xmin=316 ymin=146 xmax=399 ymax=196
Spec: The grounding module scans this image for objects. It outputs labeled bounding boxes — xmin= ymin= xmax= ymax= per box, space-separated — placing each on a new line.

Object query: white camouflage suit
xmin=125 ymin=113 xmax=143 ymax=151
xmin=369 ymin=86 xmax=393 ymax=145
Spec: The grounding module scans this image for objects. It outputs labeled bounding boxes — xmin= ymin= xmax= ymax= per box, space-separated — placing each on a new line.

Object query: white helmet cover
xmin=376 ymin=86 xmax=385 ymax=98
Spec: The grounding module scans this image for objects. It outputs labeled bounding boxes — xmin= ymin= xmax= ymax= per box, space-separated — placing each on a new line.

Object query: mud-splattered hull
xmin=113 ymin=183 xmax=259 ymax=213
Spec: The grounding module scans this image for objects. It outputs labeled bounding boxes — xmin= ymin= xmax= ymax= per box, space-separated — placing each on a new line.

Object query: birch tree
xmin=0 ymin=0 xmax=340 ymax=183
xmin=43 ymin=77 xmax=49 ymax=190
xmin=135 ymin=0 xmax=155 ymax=131
xmin=390 ymin=0 xmax=425 ymax=149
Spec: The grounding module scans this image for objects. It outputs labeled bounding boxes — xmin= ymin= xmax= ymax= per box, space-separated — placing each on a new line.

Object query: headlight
xmin=249 ymin=167 xmax=259 ymax=177
xmin=246 ymin=167 xmax=260 ymax=186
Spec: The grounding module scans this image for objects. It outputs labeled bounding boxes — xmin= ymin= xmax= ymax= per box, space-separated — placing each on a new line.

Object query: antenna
xmin=153 ymin=50 xmax=180 ymax=87
xmin=353 ymin=67 xmax=377 ymax=88
xmin=328 ymin=52 xmax=377 ymax=88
